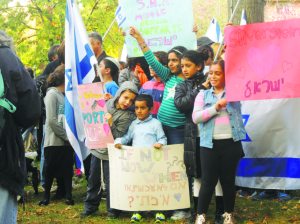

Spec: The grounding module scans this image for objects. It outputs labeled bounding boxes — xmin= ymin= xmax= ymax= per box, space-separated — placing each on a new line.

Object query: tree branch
xmin=30 ymin=0 xmax=44 ymax=23
xmin=20 ymin=21 xmax=39 ymax=31
xmin=88 ymin=0 xmax=100 ymax=19
xmin=16 ymin=34 xmax=37 ymax=45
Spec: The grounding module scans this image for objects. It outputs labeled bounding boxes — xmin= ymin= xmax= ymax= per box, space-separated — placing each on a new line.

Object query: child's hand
xmin=153 ymin=143 xmax=163 ymax=149
xmin=104 ymin=93 xmax=112 ymax=101
xmin=215 ymin=99 xmax=227 ymax=111
xmin=105 ymin=113 xmax=113 ymax=126
xmin=202 ymin=77 xmax=210 ymax=89
xmin=115 ymin=143 xmax=122 ymax=149
xmin=129 ymin=26 xmax=141 ymax=39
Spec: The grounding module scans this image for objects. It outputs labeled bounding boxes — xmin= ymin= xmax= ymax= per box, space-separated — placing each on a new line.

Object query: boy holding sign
xmin=114 ymin=94 xmax=167 ymax=222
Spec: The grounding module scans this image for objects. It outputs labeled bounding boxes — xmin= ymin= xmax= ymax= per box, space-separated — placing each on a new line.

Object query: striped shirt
xmin=144 ymin=50 xmax=186 ymax=127
xmin=139 ymin=78 xmax=164 ymax=118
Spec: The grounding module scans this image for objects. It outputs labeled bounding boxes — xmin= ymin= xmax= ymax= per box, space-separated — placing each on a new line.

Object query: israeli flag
xmin=115 ymin=5 xmax=126 ymax=28
xmin=65 ymin=0 xmax=97 ymax=166
xmin=237 ymin=99 xmax=300 ymax=190
xmin=205 ymin=18 xmax=223 ymax=43
xmin=240 ymin=9 xmax=247 ymax=25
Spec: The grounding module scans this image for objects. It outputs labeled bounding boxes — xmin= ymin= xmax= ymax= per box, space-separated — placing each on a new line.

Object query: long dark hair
xmin=167 ymin=46 xmax=187 ymax=74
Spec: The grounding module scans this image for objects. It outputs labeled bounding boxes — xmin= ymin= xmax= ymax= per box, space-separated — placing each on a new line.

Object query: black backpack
xmin=0 ymin=69 xmax=16 ymax=138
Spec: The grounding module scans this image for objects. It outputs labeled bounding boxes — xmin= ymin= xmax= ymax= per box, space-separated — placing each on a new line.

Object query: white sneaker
xmin=170 ymin=210 xmax=191 ymax=220
xmin=195 ymin=214 xmax=206 ymax=224
xmin=223 ymin=212 xmax=235 ymax=224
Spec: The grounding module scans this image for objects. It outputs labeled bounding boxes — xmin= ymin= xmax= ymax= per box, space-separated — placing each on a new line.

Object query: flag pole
xmin=102 ymin=17 xmax=117 ymax=41
xmin=213 ymin=0 xmax=242 ymax=62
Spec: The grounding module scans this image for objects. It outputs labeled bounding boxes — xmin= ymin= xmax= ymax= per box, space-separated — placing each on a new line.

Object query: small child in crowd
xmin=114 ymin=94 xmax=167 ymax=223
xmin=99 ymin=57 xmax=120 ymax=98
xmin=139 ymin=51 xmax=167 ymax=118
xmin=82 ymin=81 xmax=138 ymax=219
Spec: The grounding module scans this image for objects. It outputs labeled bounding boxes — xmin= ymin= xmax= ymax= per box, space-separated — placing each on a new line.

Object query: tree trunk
xmin=228 ymin=0 xmax=265 ymax=24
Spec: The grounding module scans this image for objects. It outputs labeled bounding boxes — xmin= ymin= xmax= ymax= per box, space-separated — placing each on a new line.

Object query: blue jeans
xmin=162 ymin=125 xmax=184 ymax=144
xmin=0 ymin=186 xmax=17 ymax=224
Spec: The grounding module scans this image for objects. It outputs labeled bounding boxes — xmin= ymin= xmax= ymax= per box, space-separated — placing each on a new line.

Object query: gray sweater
xmin=91 ymin=81 xmax=138 ymax=160
xmin=44 ymin=87 xmax=68 ymax=147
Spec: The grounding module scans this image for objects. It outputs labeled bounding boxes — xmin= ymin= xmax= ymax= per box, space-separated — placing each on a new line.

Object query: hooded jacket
xmin=91 ymin=81 xmax=138 ymax=160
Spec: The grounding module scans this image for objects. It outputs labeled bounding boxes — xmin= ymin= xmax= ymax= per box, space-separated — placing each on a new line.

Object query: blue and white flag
xmin=65 ymin=0 xmax=97 ymax=166
xmin=205 ymin=18 xmax=223 ymax=43
xmin=236 ymin=99 xmax=300 ymax=190
xmin=240 ymin=9 xmax=247 ymax=25
xmin=115 ymin=5 xmax=126 ymax=28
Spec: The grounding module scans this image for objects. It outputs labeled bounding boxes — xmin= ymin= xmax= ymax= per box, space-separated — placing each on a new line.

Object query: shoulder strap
xmin=0 ymin=69 xmax=16 ymax=113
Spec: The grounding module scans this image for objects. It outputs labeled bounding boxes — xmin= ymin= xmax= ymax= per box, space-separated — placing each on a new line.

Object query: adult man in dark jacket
xmin=0 ymin=30 xmax=41 ymax=223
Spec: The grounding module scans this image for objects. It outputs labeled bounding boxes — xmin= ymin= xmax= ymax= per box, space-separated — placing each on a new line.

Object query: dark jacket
xmin=174 ymin=73 xmax=207 ymax=177
xmin=97 ymin=51 xmax=108 ymax=65
xmin=0 ymin=45 xmax=41 ymax=196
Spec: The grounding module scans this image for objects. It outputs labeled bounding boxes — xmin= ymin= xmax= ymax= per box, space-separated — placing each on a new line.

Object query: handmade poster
xmin=225 ymin=18 xmax=300 ymax=101
xmin=116 ymin=0 xmax=196 ymax=57
xmin=108 ymin=144 xmax=190 ymax=211
xmin=77 ymin=82 xmax=114 ymax=149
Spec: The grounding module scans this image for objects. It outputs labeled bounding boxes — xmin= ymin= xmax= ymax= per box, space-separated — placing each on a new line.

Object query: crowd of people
xmin=0 ymin=23 xmax=295 ymax=224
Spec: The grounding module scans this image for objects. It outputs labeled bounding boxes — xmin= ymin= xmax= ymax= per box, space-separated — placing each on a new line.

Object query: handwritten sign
xmin=265 ymin=1 xmax=300 ymax=22
xmin=77 ymin=83 xmax=114 ymax=149
xmin=117 ymin=0 xmax=196 ymax=57
xmin=225 ymin=18 xmax=300 ymax=101
xmin=108 ymin=144 xmax=190 ymax=211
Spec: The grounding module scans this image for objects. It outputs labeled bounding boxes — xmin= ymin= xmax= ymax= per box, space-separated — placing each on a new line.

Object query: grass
xmin=18 ymin=177 xmax=300 ymax=224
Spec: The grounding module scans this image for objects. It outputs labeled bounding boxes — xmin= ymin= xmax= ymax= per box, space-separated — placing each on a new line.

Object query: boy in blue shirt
xmin=114 ymin=94 xmax=167 ymax=222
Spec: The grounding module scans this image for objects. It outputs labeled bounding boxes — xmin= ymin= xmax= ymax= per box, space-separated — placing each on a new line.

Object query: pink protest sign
xmin=77 ymin=82 xmax=114 ymax=149
xmin=225 ymin=18 xmax=300 ymax=101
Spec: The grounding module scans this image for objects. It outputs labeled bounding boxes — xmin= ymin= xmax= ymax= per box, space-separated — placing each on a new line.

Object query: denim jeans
xmin=162 ymin=125 xmax=184 ymax=145
xmin=0 ymin=186 xmax=17 ymax=224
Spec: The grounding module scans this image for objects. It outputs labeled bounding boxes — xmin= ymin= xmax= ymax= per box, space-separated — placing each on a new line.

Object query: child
xmin=82 ymin=81 xmax=138 ymax=219
xmin=114 ymin=94 xmax=167 ymax=223
xmin=99 ymin=57 xmax=120 ymax=98
xmin=174 ymin=50 xmax=224 ymax=223
xmin=192 ymin=60 xmax=245 ymax=224
xmin=39 ymin=64 xmax=74 ymax=206
xmin=139 ymin=51 xmax=167 ymax=119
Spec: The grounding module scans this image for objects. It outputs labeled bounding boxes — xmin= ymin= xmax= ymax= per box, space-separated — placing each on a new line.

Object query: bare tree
xmin=228 ymin=0 xmax=265 ymax=24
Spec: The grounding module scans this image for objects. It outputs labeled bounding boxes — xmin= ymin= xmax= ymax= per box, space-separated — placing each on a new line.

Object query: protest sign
xmin=77 ymin=82 xmax=114 ymax=149
xmin=225 ymin=18 xmax=300 ymax=101
xmin=117 ymin=0 xmax=196 ymax=57
xmin=108 ymin=144 xmax=190 ymax=211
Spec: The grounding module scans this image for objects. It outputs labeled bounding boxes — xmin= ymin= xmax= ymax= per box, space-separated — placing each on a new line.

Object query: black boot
xmin=215 ymin=196 xmax=224 ymax=224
